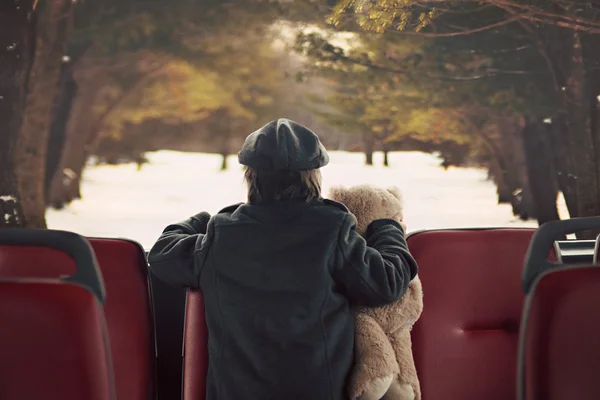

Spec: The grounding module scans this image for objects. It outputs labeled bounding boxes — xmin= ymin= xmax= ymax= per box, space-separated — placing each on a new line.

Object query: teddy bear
xmin=328 ymin=184 xmax=424 ymax=400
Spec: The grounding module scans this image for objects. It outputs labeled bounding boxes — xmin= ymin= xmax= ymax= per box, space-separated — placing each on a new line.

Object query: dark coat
xmin=148 ymin=198 xmax=418 ymax=400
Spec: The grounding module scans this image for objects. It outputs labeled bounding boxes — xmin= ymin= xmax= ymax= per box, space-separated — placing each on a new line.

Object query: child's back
xmin=148 ymin=119 xmax=417 ymax=400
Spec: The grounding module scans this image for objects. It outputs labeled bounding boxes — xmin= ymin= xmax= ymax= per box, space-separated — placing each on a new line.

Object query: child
xmin=148 ymin=118 xmax=418 ymax=400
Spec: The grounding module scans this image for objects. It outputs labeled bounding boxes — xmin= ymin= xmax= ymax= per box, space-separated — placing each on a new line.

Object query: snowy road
xmin=47 ymin=151 xmax=569 ymax=248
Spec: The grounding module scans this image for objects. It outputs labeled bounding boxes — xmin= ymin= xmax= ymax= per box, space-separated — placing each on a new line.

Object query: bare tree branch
xmin=391 ymin=12 xmax=528 ymax=37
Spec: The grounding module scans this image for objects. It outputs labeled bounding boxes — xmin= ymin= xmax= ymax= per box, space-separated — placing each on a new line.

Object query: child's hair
xmin=244 ymin=167 xmax=322 ymax=203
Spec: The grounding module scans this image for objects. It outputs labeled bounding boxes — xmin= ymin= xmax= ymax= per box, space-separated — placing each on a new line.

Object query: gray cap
xmin=238 ymin=119 xmax=329 ymax=171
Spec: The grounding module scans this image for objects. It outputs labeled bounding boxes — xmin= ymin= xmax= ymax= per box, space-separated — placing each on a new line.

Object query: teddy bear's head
xmin=328 ymin=184 xmax=404 ymax=236
xmin=328 ymin=184 xmax=421 ymax=333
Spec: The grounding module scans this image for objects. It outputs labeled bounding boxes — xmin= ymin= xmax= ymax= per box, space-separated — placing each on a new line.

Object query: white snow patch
xmin=0 ymin=195 xmax=17 ymax=202
xmin=46 ymin=150 xmax=570 ymax=248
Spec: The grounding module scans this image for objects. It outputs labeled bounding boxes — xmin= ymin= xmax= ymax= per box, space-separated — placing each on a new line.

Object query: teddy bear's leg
xmin=358 ymin=376 xmax=395 ymax=400
xmin=387 ymin=329 xmax=421 ymax=400
xmin=382 ymin=381 xmax=415 ymax=400
xmin=350 ymin=313 xmax=399 ymax=400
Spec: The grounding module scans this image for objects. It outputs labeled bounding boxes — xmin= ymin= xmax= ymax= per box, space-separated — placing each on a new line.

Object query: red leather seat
xmin=182 ymin=228 xmax=537 ymax=400
xmin=183 ymin=291 xmax=209 ymax=400
xmin=0 ymin=238 xmax=155 ymax=400
xmin=518 ymin=267 xmax=600 ymax=400
xmin=88 ymin=239 xmax=156 ymax=400
xmin=407 ymin=229 xmax=536 ymax=400
xmin=0 ymin=280 xmax=115 ymax=399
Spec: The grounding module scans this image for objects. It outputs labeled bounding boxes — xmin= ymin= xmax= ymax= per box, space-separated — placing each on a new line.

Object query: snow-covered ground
xmin=46 ymin=150 xmax=570 ymax=248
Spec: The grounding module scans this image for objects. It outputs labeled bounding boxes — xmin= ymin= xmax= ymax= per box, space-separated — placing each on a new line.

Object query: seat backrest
xmin=88 ymin=239 xmax=156 ymax=400
xmin=0 ymin=280 xmax=115 ymax=400
xmin=407 ymin=228 xmax=536 ymax=400
xmin=0 ymin=237 xmax=155 ymax=400
xmin=518 ymin=267 xmax=600 ymax=400
xmin=182 ymin=291 xmax=209 ymax=400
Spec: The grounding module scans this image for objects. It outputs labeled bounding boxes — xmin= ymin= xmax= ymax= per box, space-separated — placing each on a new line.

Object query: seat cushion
xmin=407 ymin=229 xmax=535 ymax=400
xmin=0 ymin=280 xmax=114 ymax=400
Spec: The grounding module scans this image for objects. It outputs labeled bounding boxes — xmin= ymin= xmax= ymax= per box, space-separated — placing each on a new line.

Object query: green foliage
xmin=328 ymin=0 xmax=439 ymax=33
xmin=295 ymin=0 xmax=600 ymax=166
xmin=295 ymin=27 xmax=478 ymax=153
xmin=68 ymin=0 xmax=315 ymax=146
xmin=100 ymin=33 xmax=290 ymax=139
xmin=71 ymin=0 xmax=279 ymax=56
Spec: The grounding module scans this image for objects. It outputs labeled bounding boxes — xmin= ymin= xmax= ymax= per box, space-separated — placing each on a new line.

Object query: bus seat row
xmin=182 ymin=228 xmax=540 ymax=400
xmin=0 ymin=231 xmax=154 ymax=400
xmin=1 ymin=223 xmax=599 ymax=399
xmin=0 ymin=230 xmax=116 ymax=400
xmin=517 ymin=217 xmax=600 ymax=400
xmin=519 ymin=267 xmax=600 ymax=400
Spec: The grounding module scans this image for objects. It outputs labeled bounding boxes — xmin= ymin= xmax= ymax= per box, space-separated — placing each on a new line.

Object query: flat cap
xmin=238 ymin=118 xmax=329 ymax=171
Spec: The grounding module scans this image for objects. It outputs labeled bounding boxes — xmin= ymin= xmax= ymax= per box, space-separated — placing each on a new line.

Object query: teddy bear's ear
xmin=386 ymin=186 xmax=403 ymax=201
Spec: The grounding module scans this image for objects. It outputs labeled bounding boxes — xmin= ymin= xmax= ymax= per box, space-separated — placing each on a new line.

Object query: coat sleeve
xmin=148 ymin=212 xmax=213 ymax=289
xmin=332 ymin=214 xmax=418 ymax=307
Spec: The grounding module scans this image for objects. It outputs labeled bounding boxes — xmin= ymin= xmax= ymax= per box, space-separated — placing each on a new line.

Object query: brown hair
xmin=244 ymin=167 xmax=322 ymax=203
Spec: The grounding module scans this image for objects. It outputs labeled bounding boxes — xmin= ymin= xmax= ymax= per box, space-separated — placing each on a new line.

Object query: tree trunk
xmin=382 ymin=147 xmax=389 ymax=167
xmin=0 ymin=0 xmax=36 ymax=228
xmin=521 ymin=118 xmax=560 ymax=225
xmin=488 ymin=159 xmax=515 ymax=205
xmin=560 ymin=30 xmax=599 ymax=238
xmin=455 ymin=109 xmax=522 ymax=206
xmin=439 ymin=141 xmax=468 ymax=169
xmin=45 ymin=42 xmax=90 ymax=199
xmin=567 ymin=32 xmax=598 ymax=215
xmin=589 ymin=36 xmax=600 ymax=231
xmin=47 ymin=72 xmax=106 ymax=208
xmin=498 ymin=117 xmax=533 ymax=219
xmin=15 ymin=0 xmax=74 ymax=228
xmin=496 ymin=183 xmax=513 ymax=204
xmin=219 ymin=131 xmax=230 ymax=171
xmin=363 ymin=132 xmax=374 ymax=166
xmin=592 ymin=88 xmax=600 ymax=221
xmin=544 ymin=116 xmax=578 ymax=217
xmin=220 ymin=153 xmax=228 ymax=171
xmin=46 ymin=63 xmax=77 ymax=197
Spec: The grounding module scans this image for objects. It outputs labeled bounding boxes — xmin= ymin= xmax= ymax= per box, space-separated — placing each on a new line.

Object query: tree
xmin=294 ymin=32 xmax=431 ymax=166
xmin=46 ymin=0 xmax=299 ymax=207
xmin=326 ymin=0 xmax=600 ymax=231
xmin=0 ymin=0 xmax=69 ymax=228
xmin=1 ymin=0 xmax=360 ymax=225
xmin=16 ymin=0 xmax=74 ymax=228
xmin=0 ymin=0 xmax=36 ymax=228
xmin=87 ymin=30 xmax=291 ymax=171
